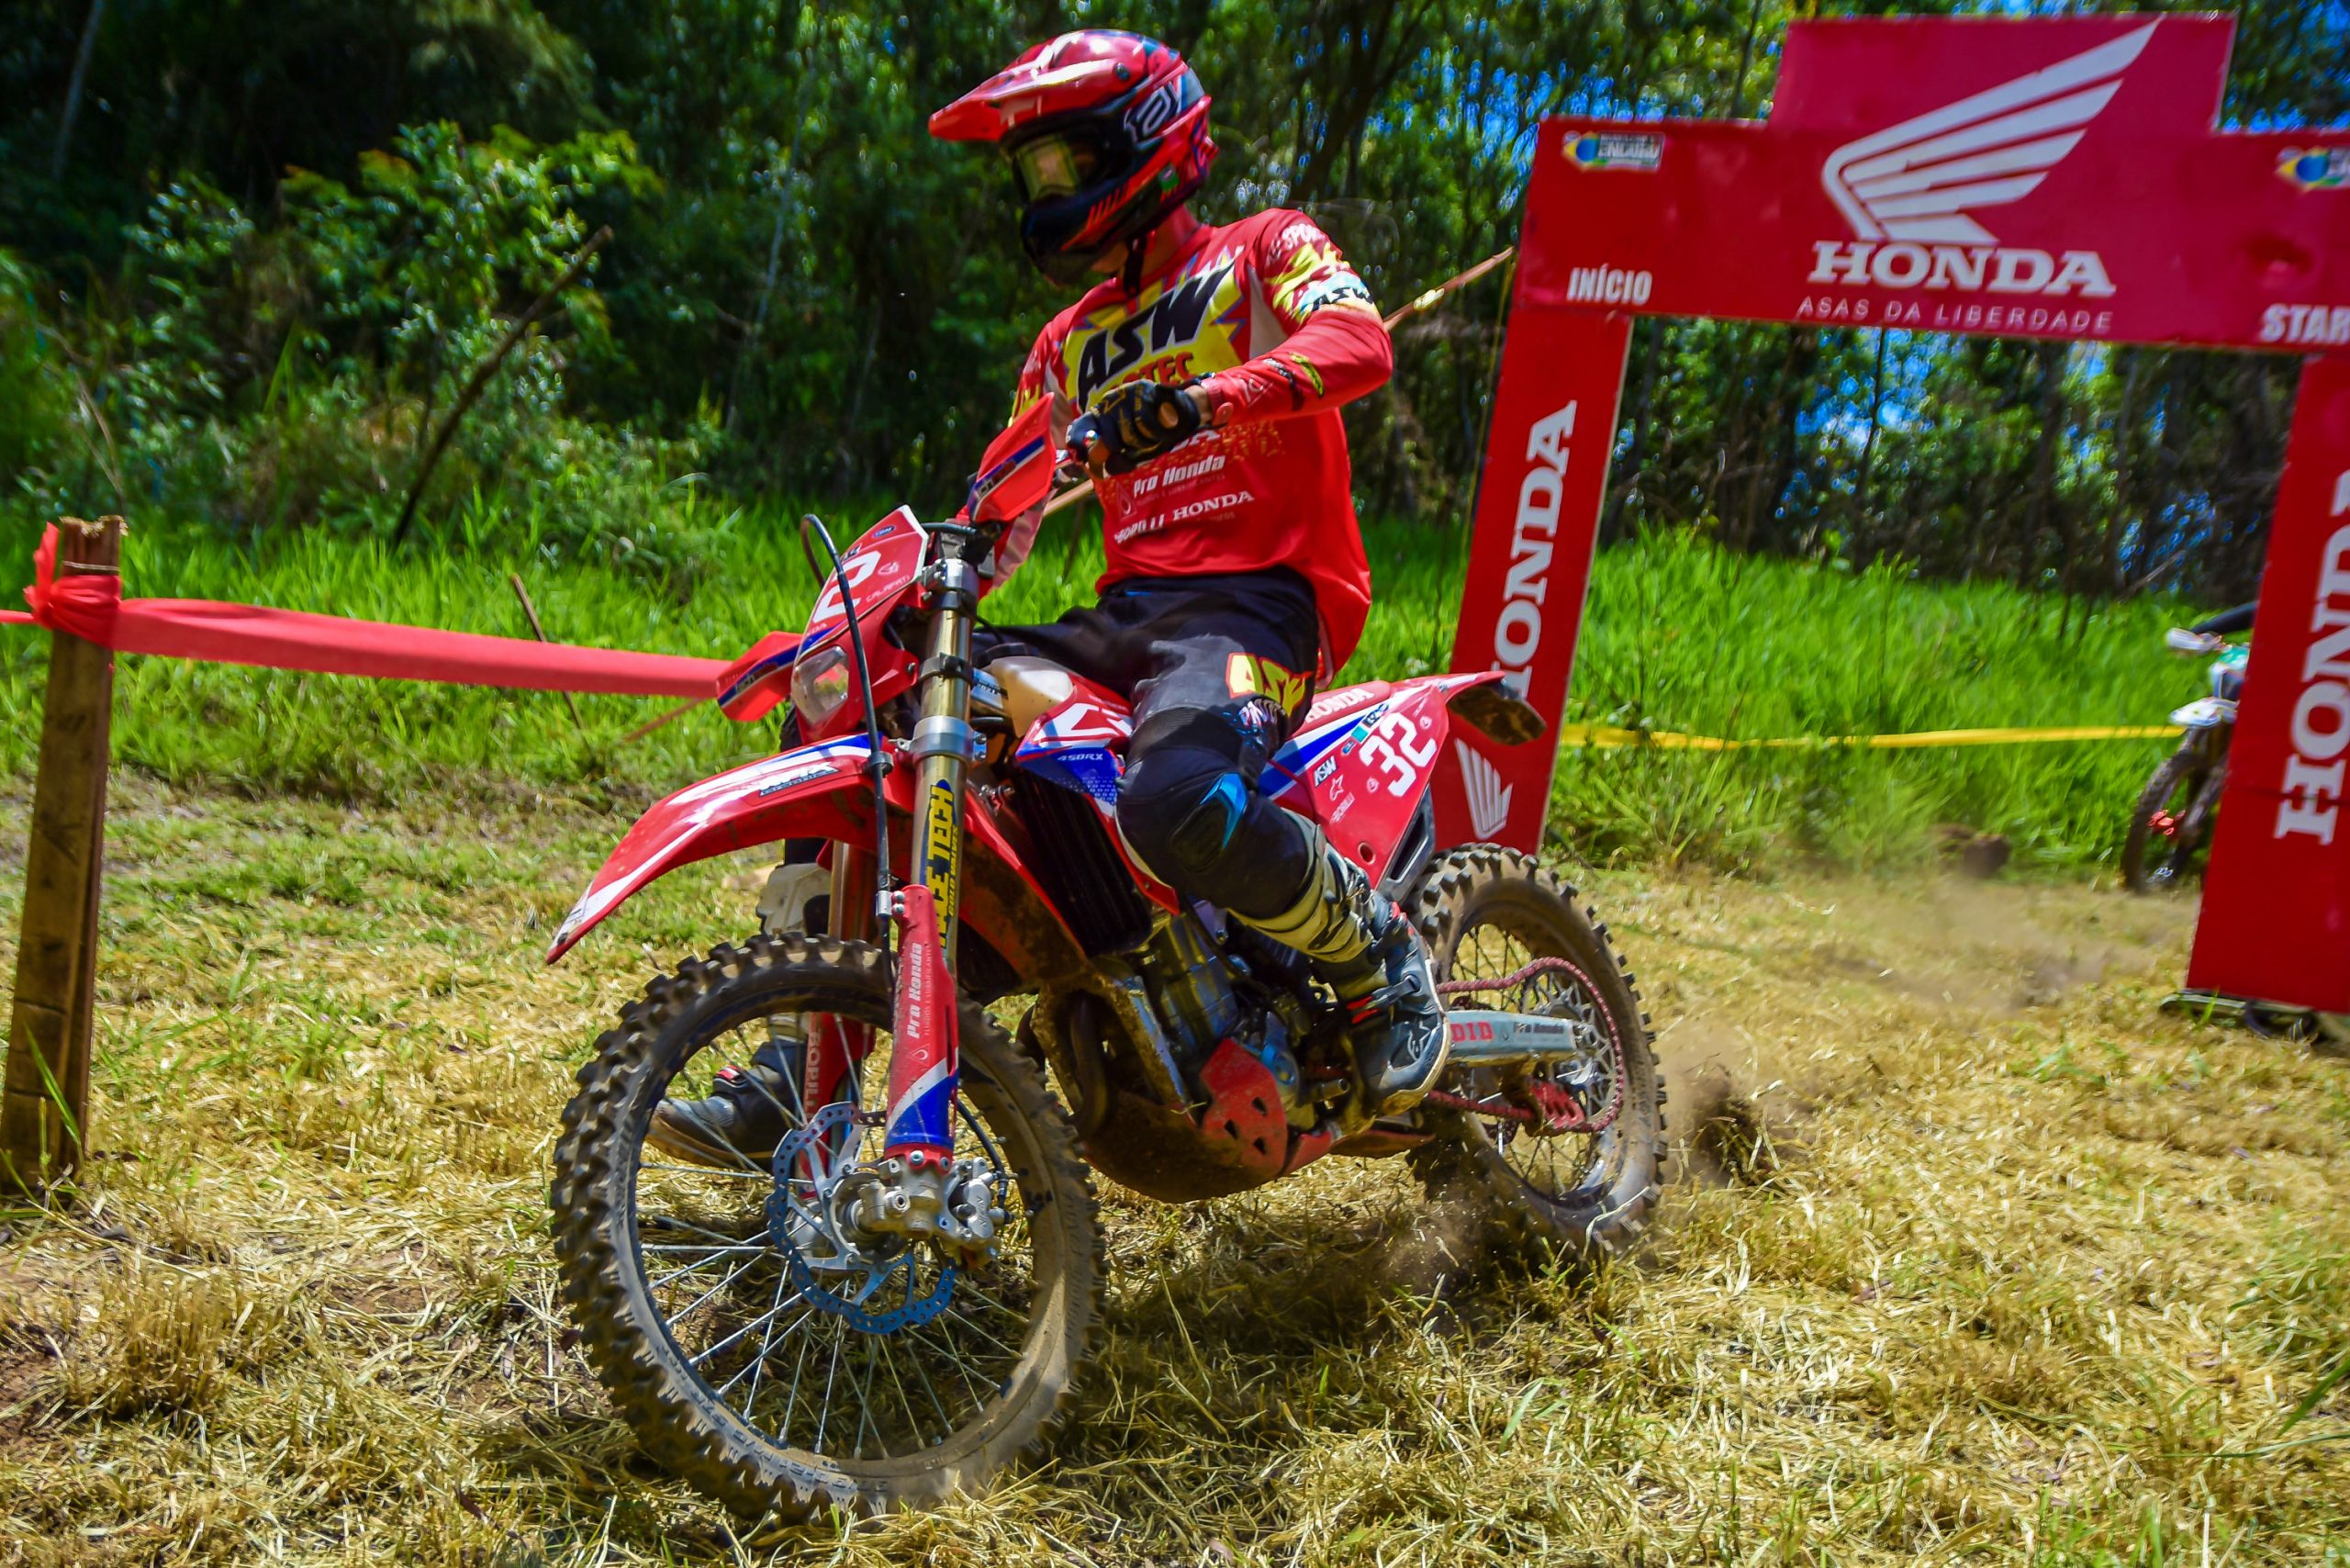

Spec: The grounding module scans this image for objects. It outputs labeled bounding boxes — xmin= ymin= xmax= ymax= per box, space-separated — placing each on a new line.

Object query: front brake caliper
xmin=838 ymin=1156 xmax=1006 ymax=1267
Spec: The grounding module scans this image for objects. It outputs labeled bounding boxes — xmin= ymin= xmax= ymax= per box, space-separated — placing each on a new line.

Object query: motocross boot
xmin=650 ymin=854 xmax=827 ymax=1168
xmin=1236 ymin=828 xmax=1449 ymax=1116
xmin=646 ymin=1034 xmax=800 ymax=1169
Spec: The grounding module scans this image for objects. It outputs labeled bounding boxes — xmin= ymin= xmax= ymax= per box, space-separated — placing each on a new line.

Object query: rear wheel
xmin=2123 ymin=745 xmax=2211 ymax=893
xmin=1404 ymin=846 xmax=1666 ymax=1264
xmin=550 ymin=935 xmax=1102 ymax=1520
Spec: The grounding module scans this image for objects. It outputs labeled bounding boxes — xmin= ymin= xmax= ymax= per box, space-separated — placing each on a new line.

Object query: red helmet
xmin=930 ymin=30 xmax=1215 ymax=287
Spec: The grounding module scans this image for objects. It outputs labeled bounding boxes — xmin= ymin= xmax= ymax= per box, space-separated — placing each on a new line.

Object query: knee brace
xmin=1119 ymin=712 xmax=1311 ymax=914
xmin=1117 ymin=739 xmax=1240 ymax=888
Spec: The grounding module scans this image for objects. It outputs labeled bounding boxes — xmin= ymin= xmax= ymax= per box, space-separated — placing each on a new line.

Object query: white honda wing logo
xmin=1457 ymin=743 xmax=1514 ymax=842
xmin=1821 ymin=22 xmax=2154 ymax=244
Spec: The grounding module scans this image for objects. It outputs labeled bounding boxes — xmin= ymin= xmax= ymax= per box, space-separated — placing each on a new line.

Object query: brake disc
xmin=767 ymin=1102 xmax=957 ymax=1336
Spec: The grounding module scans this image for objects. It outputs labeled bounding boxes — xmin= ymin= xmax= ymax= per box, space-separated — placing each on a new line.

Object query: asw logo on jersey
xmin=1808 ymin=22 xmax=2153 ymax=297
xmin=1072 ymin=262 xmax=1238 ymax=409
xmin=1455 ymin=742 xmax=1514 ymax=841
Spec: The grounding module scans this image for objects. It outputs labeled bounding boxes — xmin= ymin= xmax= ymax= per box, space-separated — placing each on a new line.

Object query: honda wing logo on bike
xmin=1810 ymin=22 xmax=2153 ymax=297
xmin=1456 ymin=743 xmax=1515 ymax=842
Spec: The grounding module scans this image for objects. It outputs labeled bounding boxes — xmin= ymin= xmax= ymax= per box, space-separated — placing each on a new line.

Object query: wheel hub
xmin=766 ymin=1102 xmax=958 ymax=1336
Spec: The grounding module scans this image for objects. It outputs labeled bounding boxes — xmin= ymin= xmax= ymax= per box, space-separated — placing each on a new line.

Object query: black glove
xmin=1065 ymin=380 xmax=1203 ymax=477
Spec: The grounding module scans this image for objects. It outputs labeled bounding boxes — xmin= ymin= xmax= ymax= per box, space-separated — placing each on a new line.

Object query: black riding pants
xmin=973 ymin=568 xmax=1321 ymax=919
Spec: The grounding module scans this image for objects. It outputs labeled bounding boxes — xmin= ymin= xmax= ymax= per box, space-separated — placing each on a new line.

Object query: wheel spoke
xmin=641 ymin=1161 xmax=773 ymax=1183
xmin=666 ymin=1254 xmax=766 ymax=1326
xmin=733 ymin=1048 xmax=808 ymax=1131
xmin=647 ymin=1246 xmax=767 ymax=1293
xmin=690 ymin=1289 xmax=807 ymax=1371
xmin=778 ymin=1315 xmax=818 ymax=1440
xmin=642 ymin=1239 xmax=767 ymax=1255
xmin=938 ymin=1302 xmax=1023 ymax=1361
xmin=851 ymin=1331 xmax=881 ymax=1458
xmin=640 ymin=1214 xmax=764 ymax=1249
xmin=902 ymin=1333 xmax=957 ymax=1439
xmin=951 ymin=1276 xmax=1030 ymax=1327
xmin=812 ymin=1321 xmax=845 ymax=1454
xmin=876 ymin=1330 xmax=933 ymax=1449
xmin=909 ymin=1315 xmax=996 ymax=1406
xmin=580 ymin=975 xmax=1063 ymax=1485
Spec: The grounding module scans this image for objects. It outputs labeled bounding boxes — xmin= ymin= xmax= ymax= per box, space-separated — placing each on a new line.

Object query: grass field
xmin=0 ymin=780 xmax=2344 ymax=1564
xmin=0 ymin=510 xmax=2201 ymax=871
xmin=6 ymin=509 xmax=2329 ymax=1565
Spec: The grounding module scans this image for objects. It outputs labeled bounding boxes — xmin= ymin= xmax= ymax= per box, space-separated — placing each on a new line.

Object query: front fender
xmin=547 ymin=737 xmax=879 ymax=961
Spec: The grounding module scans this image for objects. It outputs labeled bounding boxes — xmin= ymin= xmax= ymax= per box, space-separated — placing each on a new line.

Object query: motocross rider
xmin=651 ymin=29 xmax=1445 ymax=1163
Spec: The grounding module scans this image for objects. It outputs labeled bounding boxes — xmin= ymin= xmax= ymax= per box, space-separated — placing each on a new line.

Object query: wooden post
xmin=3 ymin=515 xmax=121 ymax=1193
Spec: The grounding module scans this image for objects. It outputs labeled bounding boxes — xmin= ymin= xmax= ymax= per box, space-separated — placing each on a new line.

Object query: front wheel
xmin=2123 ymin=744 xmax=2215 ymax=893
xmin=1404 ymin=846 xmax=1667 ymax=1264
xmin=550 ymin=935 xmax=1102 ymax=1519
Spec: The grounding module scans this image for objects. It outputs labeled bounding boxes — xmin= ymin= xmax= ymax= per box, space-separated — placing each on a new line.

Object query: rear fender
xmin=1265 ymin=672 xmax=1527 ymax=878
xmin=547 ymin=738 xmax=881 ymax=961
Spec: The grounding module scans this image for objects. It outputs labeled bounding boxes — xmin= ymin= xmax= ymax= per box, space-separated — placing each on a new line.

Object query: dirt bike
xmin=2122 ymin=626 xmax=2248 ymax=893
xmin=543 ymin=403 xmax=1666 ymax=1520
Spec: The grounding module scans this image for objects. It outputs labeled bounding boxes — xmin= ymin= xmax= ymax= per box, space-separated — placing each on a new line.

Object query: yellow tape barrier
xmin=1556 ymin=722 xmax=2182 ymax=752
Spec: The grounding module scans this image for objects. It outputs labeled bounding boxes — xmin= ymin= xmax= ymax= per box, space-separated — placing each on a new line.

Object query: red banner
xmin=6 ymin=526 xmax=725 ymax=699
xmin=2188 ymin=354 xmax=2350 ymax=1013
xmin=1449 ymin=12 xmax=2350 ymax=1011
xmin=1439 ymin=308 xmax=1628 ymax=852
xmin=1527 ymin=16 xmax=2346 ymax=353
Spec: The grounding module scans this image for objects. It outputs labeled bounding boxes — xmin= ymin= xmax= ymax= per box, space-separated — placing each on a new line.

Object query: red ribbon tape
xmin=6 ymin=524 xmax=725 ymax=700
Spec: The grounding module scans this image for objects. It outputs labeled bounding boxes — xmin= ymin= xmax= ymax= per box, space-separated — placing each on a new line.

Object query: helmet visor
xmin=1007 ymin=131 xmax=1104 ymax=202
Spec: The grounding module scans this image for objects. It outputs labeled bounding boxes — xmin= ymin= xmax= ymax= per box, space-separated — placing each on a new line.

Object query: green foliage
xmin=2 ymin=0 xmax=2342 ymax=596
xmin=0 ymin=514 xmax=2198 ymax=875
xmin=285 ymin=121 xmax=645 ymax=382
xmin=3 ymin=117 xmax=697 ymax=555
xmin=0 ymin=251 xmax=76 ymax=478
xmin=1554 ymin=531 xmax=2190 ymax=870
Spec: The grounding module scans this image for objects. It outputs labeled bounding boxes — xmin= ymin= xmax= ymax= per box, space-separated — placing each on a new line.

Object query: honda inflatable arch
xmin=1438 ymin=14 xmax=2350 ymax=1013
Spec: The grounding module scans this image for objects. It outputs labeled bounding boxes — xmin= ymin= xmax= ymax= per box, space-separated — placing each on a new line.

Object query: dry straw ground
xmin=0 ymin=779 xmax=2344 ymax=1565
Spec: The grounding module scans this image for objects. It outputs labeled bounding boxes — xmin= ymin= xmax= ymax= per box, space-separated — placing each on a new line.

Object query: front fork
xmin=2179 ymin=727 xmax=2232 ymax=841
xmin=878 ymin=543 xmax=980 ymax=1171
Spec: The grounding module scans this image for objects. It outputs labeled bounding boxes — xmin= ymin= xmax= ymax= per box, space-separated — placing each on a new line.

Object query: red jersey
xmin=996 ymin=209 xmax=1393 ymax=668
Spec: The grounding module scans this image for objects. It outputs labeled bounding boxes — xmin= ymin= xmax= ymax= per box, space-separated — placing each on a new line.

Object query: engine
xmin=1029 ymin=908 xmax=1345 ymax=1202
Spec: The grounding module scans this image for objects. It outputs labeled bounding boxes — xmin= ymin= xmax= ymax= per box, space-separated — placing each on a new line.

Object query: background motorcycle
xmin=2122 ymin=626 xmax=2248 ymax=894
xmin=542 ymin=408 xmax=1667 ymax=1519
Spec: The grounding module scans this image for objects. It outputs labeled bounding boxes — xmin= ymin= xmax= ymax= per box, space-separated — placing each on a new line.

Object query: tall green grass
xmin=0 ymin=507 xmax=2206 ymax=870
xmin=1555 ymin=537 xmax=2197 ymax=869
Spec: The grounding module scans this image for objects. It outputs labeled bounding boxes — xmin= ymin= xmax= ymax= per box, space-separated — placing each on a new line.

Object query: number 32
xmin=1357 ymin=711 xmax=1436 ymax=795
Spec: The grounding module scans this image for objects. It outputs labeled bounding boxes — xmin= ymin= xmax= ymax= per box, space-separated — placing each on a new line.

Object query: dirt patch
xmin=1625 ymin=869 xmax=2204 ymax=1192
xmin=0 ymin=1335 xmax=57 ymax=1453
xmin=1655 ymin=1015 xmax=1797 ymax=1187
